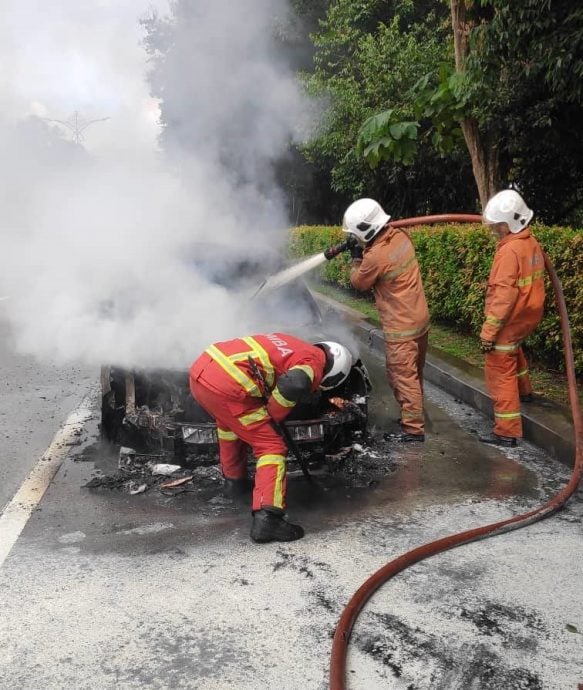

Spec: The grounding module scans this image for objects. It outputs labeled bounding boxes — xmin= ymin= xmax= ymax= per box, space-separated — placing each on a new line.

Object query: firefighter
xmin=479 ymin=189 xmax=545 ymax=447
xmin=343 ymin=198 xmax=429 ymax=442
xmin=189 ymin=333 xmax=353 ymax=543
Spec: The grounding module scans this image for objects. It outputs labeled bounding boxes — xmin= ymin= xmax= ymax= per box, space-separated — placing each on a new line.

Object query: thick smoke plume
xmin=0 ymin=0 xmax=320 ymax=369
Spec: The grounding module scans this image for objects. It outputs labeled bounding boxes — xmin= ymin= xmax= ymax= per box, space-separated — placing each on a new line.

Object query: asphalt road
xmin=0 ymin=321 xmax=581 ymax=689
xmin=0 ymin=318 xmax=93 ymax=511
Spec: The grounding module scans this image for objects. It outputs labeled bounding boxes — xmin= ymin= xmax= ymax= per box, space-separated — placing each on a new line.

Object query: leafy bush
xmin=290 ymin=223 xmax=583 ymax=374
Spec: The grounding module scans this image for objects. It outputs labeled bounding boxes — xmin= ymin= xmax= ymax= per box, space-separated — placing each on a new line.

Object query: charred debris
xmin=91 ymin=361 xmax=392 ymax=496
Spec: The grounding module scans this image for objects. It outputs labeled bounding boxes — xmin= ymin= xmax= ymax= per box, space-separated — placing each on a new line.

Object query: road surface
xmin=0 ymin=318 xmax=581 ymax=689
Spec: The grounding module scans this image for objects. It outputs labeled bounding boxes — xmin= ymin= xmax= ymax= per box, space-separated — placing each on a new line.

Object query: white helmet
xmin=315 ymin=341 xmax=354 ymax=391
xmin=342 ymin=198 xmax=391 ymax=244
xmin=483 ymin=189 xmax=533 ymax=233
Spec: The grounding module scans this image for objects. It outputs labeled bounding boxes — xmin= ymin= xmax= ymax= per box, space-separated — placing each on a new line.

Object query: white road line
xmin=0 ymin=386 xmax=98 ymax=567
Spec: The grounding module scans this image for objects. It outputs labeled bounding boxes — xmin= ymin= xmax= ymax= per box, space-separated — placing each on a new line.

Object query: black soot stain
xmin=353 ymin=612 xmax=544 ymax=689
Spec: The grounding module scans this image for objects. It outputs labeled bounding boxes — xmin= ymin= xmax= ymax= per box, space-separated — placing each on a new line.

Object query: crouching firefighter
xmin=189 ymin=333 xmax=353 ymax=543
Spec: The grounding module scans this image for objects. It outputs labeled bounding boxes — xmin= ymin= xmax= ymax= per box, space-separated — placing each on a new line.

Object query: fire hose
xmin=328 ymin=214 xmax=583 ymax=689
xmin=324 ymin=235 xmax=358 ymax=260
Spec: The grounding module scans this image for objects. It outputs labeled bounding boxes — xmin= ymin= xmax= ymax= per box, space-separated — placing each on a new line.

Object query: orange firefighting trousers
xmin=384 ymin=332 xmax=428 ymax=435
xmin=190 ymin=378 xmax=288 ymax=512
xmin=485 ymin=346 xmax=532 ymax=438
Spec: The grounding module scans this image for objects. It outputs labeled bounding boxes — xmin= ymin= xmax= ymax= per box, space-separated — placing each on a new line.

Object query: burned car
xmin=100 ymin=246 xmax=371 ymax=464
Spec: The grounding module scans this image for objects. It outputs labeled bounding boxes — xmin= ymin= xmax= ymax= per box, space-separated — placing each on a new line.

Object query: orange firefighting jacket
xmin=189 ymin=333 xmax=326 ymax=423
xmin=350 ymin=226 xmax=429 ymax=342
xmin=480 ymin=228 xmax=545 ymax=347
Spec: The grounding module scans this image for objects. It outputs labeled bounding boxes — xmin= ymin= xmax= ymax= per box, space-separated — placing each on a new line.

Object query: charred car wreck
xmin=101 ymin=359 xmax=370 ymax=463
xmin=100 ymin=246 xmax=372 ymax=468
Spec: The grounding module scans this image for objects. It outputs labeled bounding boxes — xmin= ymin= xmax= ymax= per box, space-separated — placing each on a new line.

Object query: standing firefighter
xmin=479 ymin=189 xmax=545 ymax=447
xmin=343 ymin=198 xmax=429 ymax=442
xmin=189 ymin=333 xmax=353 ymax=543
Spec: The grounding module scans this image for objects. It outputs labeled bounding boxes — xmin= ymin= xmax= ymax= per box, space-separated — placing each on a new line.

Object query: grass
xmin=311 ymin=281 xmax=582 ymax=409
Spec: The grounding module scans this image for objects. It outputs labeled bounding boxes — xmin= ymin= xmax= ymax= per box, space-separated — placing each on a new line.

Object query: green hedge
xmin=290 ymin=223 xmax=583 ymax=374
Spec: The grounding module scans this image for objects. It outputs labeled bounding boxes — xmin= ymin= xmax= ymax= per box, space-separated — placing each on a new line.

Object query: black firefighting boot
xmin=250 ymin=507 xmax=304 ymax=543
xmin=223 ymin=477 xmax=253 ymax=498
xmin=478 ymin=433 xmax=517 ymax=448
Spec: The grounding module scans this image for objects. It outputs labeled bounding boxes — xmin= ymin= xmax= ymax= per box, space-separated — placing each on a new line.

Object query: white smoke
xmin=0 ymin=0 xmax=320 ymax=369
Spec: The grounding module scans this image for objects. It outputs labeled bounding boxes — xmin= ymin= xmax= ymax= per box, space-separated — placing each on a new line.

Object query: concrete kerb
xmin=314 ymin=291 xmax=576 ymax=467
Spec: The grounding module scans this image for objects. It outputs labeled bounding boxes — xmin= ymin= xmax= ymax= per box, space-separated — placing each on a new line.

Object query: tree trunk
xmin=450 ymin=0 xmax=499 ymax=208
xmin=460 ymin=119 xmax=499 ymax=208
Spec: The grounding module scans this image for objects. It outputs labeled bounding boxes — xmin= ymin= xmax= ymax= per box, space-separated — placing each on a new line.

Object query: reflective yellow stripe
xmin=272 ymin=386 xmax=296 ymax=408
xmin=517 ymin=368 xmax=529 ymax=378
xmin=379 ymin=254 xmax=416 ymax=282
xmin=384 ymin=324 xmax=427 ymax=340
xmin=207 ymin=336 xmax=278 ymax=396
xmin=229 ymin=352 xmax=253 ymax=363
xmin=516 ymin=269 xmax=544 ymax=287
xmin=485 ymin=314 xmax=505 ymax=327
xmin=239 ymin=406 xmax=269 ymax=426
xmin=401 ymin=409 xmax=423 ymax=420
xmin=206 ymin=344 xmax=261 ymax=396
xmin=493 ymin=343 xmax=520 ymax=352
xmin=494 ymin=411 xmax=522 ymax=419
xmin=290 ymin=364 xmax=314 ymax=382
xmin=257 ymin=454 xmax=286 ymax=509
xmin=217 ymin=428 xmax=239 ymax=441
xmin=256 ymin=454 xmax=286 ymax=467
xmin=270 ymin=364 xmax=313 ymax=409
xmin=242 ymin=336 xmax=275 ymax=388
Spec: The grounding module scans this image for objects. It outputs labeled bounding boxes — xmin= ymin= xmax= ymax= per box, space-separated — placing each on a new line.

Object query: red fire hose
xmin=389 ymin=213 xmax=485 ymax=228
xmin=329 ymin=214 xmax=583 ymax=689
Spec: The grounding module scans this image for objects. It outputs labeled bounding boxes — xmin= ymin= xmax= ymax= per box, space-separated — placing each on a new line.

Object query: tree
xmin=142 ymin=0 xmax=333 ymax=224
xmin=358 ymin=0 xmax=583 ymax=220
xmin=468 ymin=0 xmax=583 ymax=222
xmin=303 ymin=0 xmax=476 ymax=217
xmin=450 ymin=0 xmax=497 ymax=206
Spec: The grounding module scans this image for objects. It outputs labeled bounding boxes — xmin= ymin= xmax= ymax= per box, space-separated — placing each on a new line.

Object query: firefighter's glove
xmin=349 ymin=243 xmax=364 ymax=261
xmin=480 ymin=339 xmax=495 ymax=353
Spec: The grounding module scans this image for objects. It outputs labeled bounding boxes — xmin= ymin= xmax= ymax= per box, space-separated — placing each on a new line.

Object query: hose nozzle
xmin=323 ymin=235 xmax=357 ymax=260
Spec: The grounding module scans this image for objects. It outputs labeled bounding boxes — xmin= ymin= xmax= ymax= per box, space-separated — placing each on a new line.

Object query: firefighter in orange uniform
xmin=343 ymin=198 xmax=429 ymax=442
xmin=189 ymin=333 xmax=353 ymax=543
xmin=479 ymin=189 xmax=545 ymax=447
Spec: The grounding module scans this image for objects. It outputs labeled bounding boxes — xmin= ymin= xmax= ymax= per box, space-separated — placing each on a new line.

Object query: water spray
xmin=252 ymin=236 xmax=357 ymax=299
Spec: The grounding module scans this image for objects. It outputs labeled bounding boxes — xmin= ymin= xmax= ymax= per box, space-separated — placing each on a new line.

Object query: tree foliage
xmin=303 ymin=0 xmax=477 ymax=217
xmin=355 ymin=0 xmax=583 ymax=223
xmin=467 ymin=1 xmax=583 ymax=223
xmin=142 ymin=0 xmax=334 ymax=223
xmin=357 ymin=110 xmax=419 ymax=166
